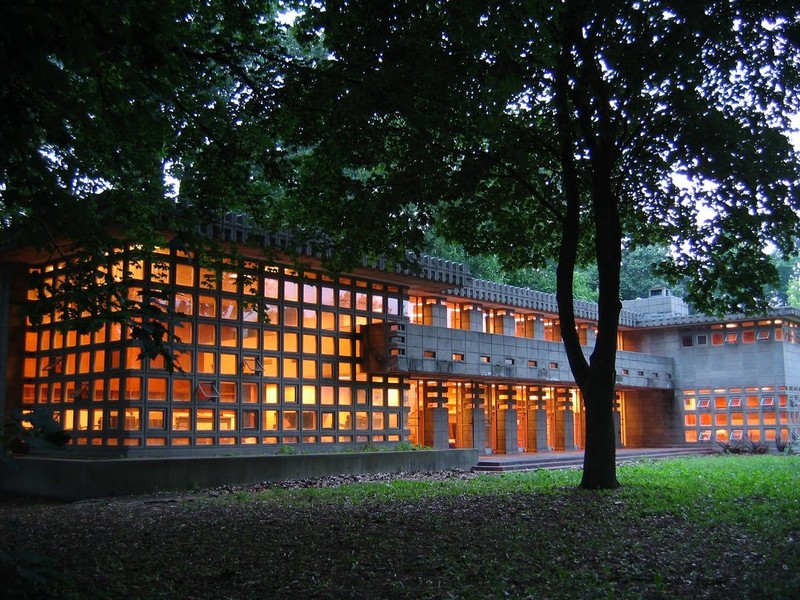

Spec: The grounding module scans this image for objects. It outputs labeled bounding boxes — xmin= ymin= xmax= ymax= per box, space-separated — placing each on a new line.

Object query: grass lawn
xmin=2 ymin=454 xmax=799 ymax=599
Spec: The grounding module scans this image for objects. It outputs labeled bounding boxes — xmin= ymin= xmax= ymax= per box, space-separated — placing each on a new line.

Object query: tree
xmin=423 ymin=233 xmax=599 ymax=300
xmin=4 ymin=1 xmax=800 ymax=489
xmin=620 ymin=245 xmax=683 ymax=301
xmin=281 ymin=1 xmax=800 ymax=488
xmin=1 ymin=0 xmax=289 ymax=367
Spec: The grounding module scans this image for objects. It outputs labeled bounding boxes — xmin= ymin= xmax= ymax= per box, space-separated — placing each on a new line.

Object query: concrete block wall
xmin=673 ymin=338 xmax=785 ymax=391
xmin=624 ymin=389 xmax=685 ymax=447
xmin=0 ymin=449 xmax=480 ymax=501
xmin=368 ymin=323 xmax=675 ymax=389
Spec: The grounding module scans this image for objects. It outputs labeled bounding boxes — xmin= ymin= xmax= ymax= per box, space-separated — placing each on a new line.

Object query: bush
xmin=775 ymin=437 xmax=794 ymax=454
xmin=717 ymin=436 xmax=768 ymax=455
xmin=2 ymin=409 xmax=70 ymax=462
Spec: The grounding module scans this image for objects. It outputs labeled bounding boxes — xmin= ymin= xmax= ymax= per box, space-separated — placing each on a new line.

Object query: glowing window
xmin=43 ymin=356 xmax=63 ymax=375
xmin=196 ymin=382 xmax=220 ymax=401
xmin=221 ymin=272 xmax=238 ymax=294
xmin=338 ymin=411 xmax=353 ymax=429
xmin=219 ymin=382 xmax=236 ymax=403
xmin=339 ymin=291 xmax=352 ymax=308
xmin=241 ymin=357 xmax=264 ymax=375
xmin=264 ymin=383 xmax=279 ymax=404
xmin=372 ymin=412 xmax=385 ymax=429
xmin=338 ymin=388 xmax=352 ymax=405
xmin=69 ymin=382 xmax=90 ymax=401
xmin=372 ymin=389 xmax=385 ymax=406
xmin=260 ymin=410 xmax=278 ymax=431
xmin=356 ymin=293 xmax=369 ymax=311
xmin=284 ymin=332 xmax=298 ymax=352
xmin=302 ymin=411 xmax=317 ymax=430
xmin=220 ymin=298 xmax=237 ymax=320
xmin=173 ymin=379 xmax=192 ymax=402
xmin=148 ymin=410 xmax=165 ymax=429
xmin=219 ymin=409 xmax=236 ymax=430
xmin=125 ymin=377 xmax=142 ymax=400
xmin=302 ymin=385 xmax=317 ymax=405
xmin=263 ymin=330 xmax=279 ymax=351
xmin=220 ymin=326 xmax=238 ymax=347
xmin=283 ymin=358 xmax=299 ymax=378
xmin=242 ymin=410 xmax=258 ymax=429
xmin=241 ymin=328 xmax=259 ymax=349
xmin=148 ymin=378 xmax=167 ymax=401
xmin=173 ymin=321 xmax=192 ymax=344
xmin=321 ymin=412 xmax=335 ymax=429
xmin=197 ymin=352 xmax=216 ymax=374
xmin=196 ymin=409 xmax=215 ymax=431
xmin=283 ymin=411 xmax=298 ymax=430
xmin=284 ymin=281 xmax=299 ymax=302
xmin=175 ymin=263 xmax=194 ymax=287
xmin=198 ymin=295 xmax=216 ymax=317
xmin=124 ymin=408 xmax=140 ymax=431
xmin=199 ymin=268 xmax=217 ymax=289
xmin=219 ymin=353 xmax=237 ymax=375
xmin=262 ymin=357 xmax=279 ymax=377
xmin=263 ymin=277 xmax=279 ymax=299
xmin=284 ymin=385 xmax=297 ymax=403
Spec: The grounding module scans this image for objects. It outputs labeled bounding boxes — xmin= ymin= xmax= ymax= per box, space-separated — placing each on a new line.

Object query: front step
xmin=474 ymin=446 xmax=717 ymax=473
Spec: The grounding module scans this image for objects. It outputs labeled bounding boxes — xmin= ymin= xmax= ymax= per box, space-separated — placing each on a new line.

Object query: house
xmin=1 ymin=214 xmax=798 ymax=464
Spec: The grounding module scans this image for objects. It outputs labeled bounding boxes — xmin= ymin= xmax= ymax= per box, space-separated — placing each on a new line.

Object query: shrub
xmin=2 ymin=409 xmax=70 ymax=462
xmin=718 ymin=436 xmax=768 ymax=455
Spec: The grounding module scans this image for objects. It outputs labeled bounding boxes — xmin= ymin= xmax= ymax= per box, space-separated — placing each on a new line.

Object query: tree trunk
xmin=554 ymin=3 xmax=623 ymax=489
xmin=579 ymin=365 xmax=620 ymax=489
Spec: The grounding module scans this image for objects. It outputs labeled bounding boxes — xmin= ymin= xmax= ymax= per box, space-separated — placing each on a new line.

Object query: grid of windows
xmin=679 ymin=322 xmax=784 ymax=348
xmin=682 ymin=386 xmax=800 ymax=444
xmin=23 ymin=249 xmax=406 ymax=450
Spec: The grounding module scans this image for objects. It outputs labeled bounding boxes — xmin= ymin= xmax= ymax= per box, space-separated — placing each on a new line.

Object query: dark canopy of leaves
xmin=283 ymin=0 xmax=800 ymax=315
xmin=279 ymin=0 xmax=800 ymax=488
xmin=0 ymin=0 xmax=289 ymax=252
xmin=1 ymin=1 xmax=296 ymax=368
xmin=3 ymin=2 xmax=800 ymax=484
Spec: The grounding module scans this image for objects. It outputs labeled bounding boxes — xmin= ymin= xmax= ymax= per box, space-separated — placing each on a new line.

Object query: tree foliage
xmin=282 ymin=0 xmax=800 ymax=487
xmin=1 ymin=1 xmax=292 ymax=244
xmin=3 ymin=1 xmax=800 ymax=488
xmin=1 ymin=0 xmax=291 ymax=368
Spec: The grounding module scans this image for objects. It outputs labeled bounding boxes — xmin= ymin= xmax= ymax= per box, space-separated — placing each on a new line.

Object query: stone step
xmin=473 ymin=446 xmax=717 ymax=473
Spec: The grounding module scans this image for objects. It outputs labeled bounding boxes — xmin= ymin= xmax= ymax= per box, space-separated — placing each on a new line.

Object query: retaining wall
xmin=0 ymin=449 xmax=479 ymax=501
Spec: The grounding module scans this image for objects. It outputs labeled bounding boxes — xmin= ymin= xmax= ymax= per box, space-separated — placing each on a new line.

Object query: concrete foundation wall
xmin=624 ymin=389 xmax=684 ymax=447
xmin=0 ymin=449 xmax=479 ymax=501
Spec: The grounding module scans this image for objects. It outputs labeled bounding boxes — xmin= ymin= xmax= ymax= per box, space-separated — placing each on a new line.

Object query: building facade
xmin=1 ymin=218 xmax=799 ymax=456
